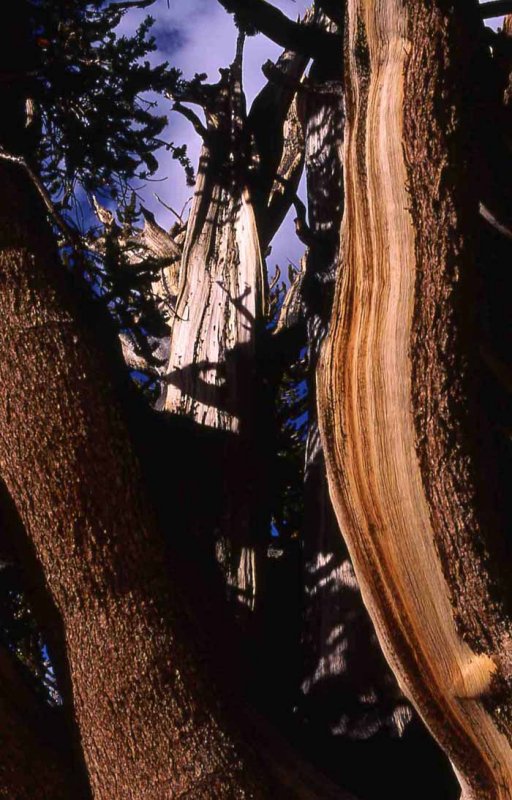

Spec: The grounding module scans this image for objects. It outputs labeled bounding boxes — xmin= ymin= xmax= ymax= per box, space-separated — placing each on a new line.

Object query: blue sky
xmin=119 ymin=1 xmax=504 ymax=275
xmin=119 ymin=0 xmax=310 ymax=274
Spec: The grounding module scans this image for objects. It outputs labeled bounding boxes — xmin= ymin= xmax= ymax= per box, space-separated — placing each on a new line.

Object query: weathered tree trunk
xmin=0 ymin=15 xmax=360 ymax=792
xmin=0 ymin=11 xmax=266 ymax=782
xmin=162 ymin=50 xmax=266 ymax=624
xmin=161 ymin=37 xmax=309 ymax=626
xmin=162 ymin=42 xmax=264 ymax=435
xmin=0 ymin=155 xmax=361 ymax=799
xmin=297 ymin=26 xmax=454 ymax=799
xmin=299 ymin=29 xmax=411 ymax=742
xmin=0 ymin=153 xmax=276 ymax=797
xmin=319 ymin=2 xmax=512 ymax=797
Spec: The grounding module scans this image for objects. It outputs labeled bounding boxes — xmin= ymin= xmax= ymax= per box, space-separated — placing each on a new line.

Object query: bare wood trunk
xmin=318 ymin=2 xmax=512 ymax=797
xmin=298 ymin=40 xmax=406 ymax=743
xmin=296 ymin=12 xmax=412 ymax=744
xmin=161 ymin=38 xmax=310 ymax=623
xmin=297 ymin=34 xmax=454 ymax=799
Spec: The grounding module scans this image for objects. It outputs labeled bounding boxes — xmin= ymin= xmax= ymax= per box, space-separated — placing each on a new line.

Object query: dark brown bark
xmin=0 ymin=154 xmax=277 ymax=797
xmin=319 ymin=1 xmax=512 ymax=797
xmin=0 ymin=478 xmax=93 ymax=793
xmin=0 ymin=35 xmax=357 ymax=795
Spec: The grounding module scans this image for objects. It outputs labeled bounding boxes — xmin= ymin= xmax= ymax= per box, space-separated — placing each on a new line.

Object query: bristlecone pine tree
xmin=1 ymin=0 xmax=512 ymax=798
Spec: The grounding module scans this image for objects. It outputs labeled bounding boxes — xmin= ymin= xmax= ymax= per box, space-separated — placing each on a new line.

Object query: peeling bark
xmin=319 ymin=2 xmax=512 ymax=797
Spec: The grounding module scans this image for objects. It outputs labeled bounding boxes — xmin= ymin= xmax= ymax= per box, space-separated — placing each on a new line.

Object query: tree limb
xmin=172 ymin=101 xmax=208 ymax=139
xmin=480 ymin=1 xmax=512 ymax=19
xmin=217 ymin=0 xmax=341 ymax=62
xmin=109 ymin=0 xmax=155 ymax=9
xmin=0 ymin=147 xmax=91 ymax=278
xmin=315 ymin=0 xmax=344 ymax=26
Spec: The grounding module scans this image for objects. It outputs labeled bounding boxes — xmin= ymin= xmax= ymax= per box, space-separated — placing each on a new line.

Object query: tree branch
xmin=172 ymin=101 xmax=208 ymax=139
xmin=480 ymin=1 xmax=512 ymax=19
xmin=0 ymin=147 xmax=91 ymax=278
xmin=315 ymin=0 xmax=344 ymax=26
xmin=109 ymin=0 xmax=155 ymax=9
xmin=217 ymin=0 xmax=341 ymax=62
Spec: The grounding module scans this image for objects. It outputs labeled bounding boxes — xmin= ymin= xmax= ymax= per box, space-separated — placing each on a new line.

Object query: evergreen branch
xmin=0 ymin=147 xmax=90 ymax=276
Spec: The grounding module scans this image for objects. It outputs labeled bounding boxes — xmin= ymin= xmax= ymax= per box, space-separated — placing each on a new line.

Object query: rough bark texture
xmin=0 ymin=37 xmax=357 ymax=793
xmin=318 ymin=1 xmax=512 ymax=798
xmin=0 ymin=154 xmax=280 ymax=798
xmin=0 ymin=155 xmax=361 ymax=800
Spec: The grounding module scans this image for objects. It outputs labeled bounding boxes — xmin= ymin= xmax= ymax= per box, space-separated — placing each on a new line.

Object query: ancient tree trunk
xmin=0 ymin=9 xmax=270 ymax=778
xmin=297 ymin=27 xmax=454 ymax=800
xmin=163 ymin=53 xmax=264 ymax=618
xmin=162 ymin=45 xmax=264 ymax=435
xmin=0 ymin=50 xmax=356 ymax=796
xmin=299 ymin=30 xmax=412 ymax=744
xmin=0 ymin=154 xmax=278 ymax=797
xmin=319 ymin=2 xmax=512 ymax=797
xmin=161 ymin=37 xmax=309 ymax=623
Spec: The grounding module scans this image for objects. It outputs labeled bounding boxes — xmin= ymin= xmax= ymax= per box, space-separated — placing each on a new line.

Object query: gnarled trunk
xmin=319 ymin=2 xmax=512 ymax=797
xmin=299 ymin=38 xmax=411 ymax=745
xmin=162 ymin=36 xmax=309 ymax=625
xmin=0 ymin=154 xmax=274 ymax=798
xmin=297 ymin=28 xmax=453 ymax=799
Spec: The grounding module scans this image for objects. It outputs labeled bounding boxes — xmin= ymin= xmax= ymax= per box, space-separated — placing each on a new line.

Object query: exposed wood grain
xmin=318 ymin=2 xmax=512 ymax=797
xmin=298 ymin=18 xmax=420 ymax=758
xmin=162 ymin=52 xmax=264 ymax=436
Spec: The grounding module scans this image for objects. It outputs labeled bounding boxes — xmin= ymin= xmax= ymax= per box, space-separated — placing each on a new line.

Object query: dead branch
xmin=481 ymin=2 xmax=512 ymax=19
xmin=217 ymin=0 xmax=341 ymax=63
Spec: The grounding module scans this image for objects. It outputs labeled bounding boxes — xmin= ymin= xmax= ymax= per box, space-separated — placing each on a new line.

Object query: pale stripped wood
xmin=161 ymin=177 xmax=264 ymax=434
xmin=318 ymin=2 xmax=512 ymax=797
